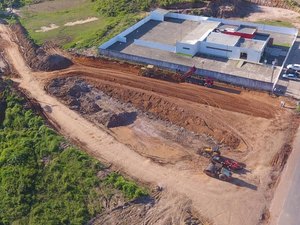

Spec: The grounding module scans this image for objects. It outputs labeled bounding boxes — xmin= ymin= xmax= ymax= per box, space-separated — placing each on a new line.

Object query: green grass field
xmin=19 ymin=0 xmax=143 ymax=49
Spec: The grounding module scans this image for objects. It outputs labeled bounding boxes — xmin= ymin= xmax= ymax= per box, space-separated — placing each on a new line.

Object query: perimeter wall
xmin=100 ymin=49 xmax=273 ymax=91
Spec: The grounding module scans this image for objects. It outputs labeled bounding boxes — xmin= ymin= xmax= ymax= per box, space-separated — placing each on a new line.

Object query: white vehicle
xmin=287 ymin=64 xmax=300 ymax=71
xmin=282 ymin=73 xmax=299 ymax=80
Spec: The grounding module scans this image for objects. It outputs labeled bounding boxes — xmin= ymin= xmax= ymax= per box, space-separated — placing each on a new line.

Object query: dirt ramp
xmin=10 ymin=24 xmax=72 ymax=71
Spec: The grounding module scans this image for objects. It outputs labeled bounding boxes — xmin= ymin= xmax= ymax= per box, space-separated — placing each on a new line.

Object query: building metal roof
xmin=218 ymin=24 xmax=256 ymax=34
xmin=238 ymin=26 xmax=256 ymax=34
xmin=205 ymin=32 xmax=240 ymax=46
xmin=181 ymin=21 xmax=220 ymax=44
xmin=218 ymin=24 xmax=239 ymax=32
xmin=237 ymin=38 xmax=266 ymax=51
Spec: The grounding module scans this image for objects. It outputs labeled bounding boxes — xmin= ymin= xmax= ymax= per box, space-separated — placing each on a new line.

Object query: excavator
xmin=183 ymin=65 xmax=214 ymax=88
xmin=139 ymin=65 xmax=214 ymax=87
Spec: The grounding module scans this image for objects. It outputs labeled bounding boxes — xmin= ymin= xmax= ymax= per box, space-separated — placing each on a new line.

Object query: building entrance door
xmin=240 ymin=52 xmax=248 ymax=60
xmin=240 ymin=52 xmax=247 ymax=60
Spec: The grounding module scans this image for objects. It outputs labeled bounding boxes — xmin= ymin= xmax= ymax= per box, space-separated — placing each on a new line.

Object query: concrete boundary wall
xmin=100 ymin=16 xmax=152 ymax=50
xmin=166 ymin=13 xmax=297 ymax=36
xmin=207 ymin=17 xmax=298 ymax=35
xmin=100 ymin=49 xmax=273 ymax=91
xmin=118 ymin=16 xmax=151 ymax=38
xmin=134 ymin=39 xmax=176 ymax=52
xmin=166 ymin=13 xmax=209 ymax=22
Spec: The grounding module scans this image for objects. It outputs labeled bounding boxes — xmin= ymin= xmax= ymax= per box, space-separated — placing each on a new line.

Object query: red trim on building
xmin=223 ymin=31 xmax=255 ymax=39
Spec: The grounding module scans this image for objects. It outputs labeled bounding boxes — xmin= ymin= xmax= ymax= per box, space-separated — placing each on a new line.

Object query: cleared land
xmin=1 ymin=21 xmax=299 ymax=225
xmin=19 ymin=0 xmax=142 ymax=49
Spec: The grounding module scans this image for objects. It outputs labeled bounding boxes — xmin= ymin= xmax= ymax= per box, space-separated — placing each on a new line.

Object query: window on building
xmin=183 ymin=47 xmax=190 ymax=50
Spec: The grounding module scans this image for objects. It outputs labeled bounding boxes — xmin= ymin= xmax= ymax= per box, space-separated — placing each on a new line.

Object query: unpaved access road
xmin=0 ymin=23 xmax=298 ymax=225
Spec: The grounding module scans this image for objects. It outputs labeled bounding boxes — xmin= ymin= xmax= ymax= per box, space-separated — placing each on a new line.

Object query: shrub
xmin=105 ymin=172 xmax=148 ymax=199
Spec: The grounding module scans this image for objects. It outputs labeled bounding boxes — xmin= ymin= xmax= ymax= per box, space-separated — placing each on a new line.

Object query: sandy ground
xmin=0 ymin=22 xmax=298 ymax=225
xmin=269 ymin=128 xmax=300 ymax=224
xmin=64 ymin=17 xmax=98 ymax=26
xmin=35 ymin=17 xmax=99 ymax=33
xmin=237 ymin=5 xmax=300 ymax=29
xmin=35 ymin=23 xmax=59 ymax=32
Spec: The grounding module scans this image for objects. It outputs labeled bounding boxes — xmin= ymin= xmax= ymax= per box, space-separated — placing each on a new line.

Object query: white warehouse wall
xmin=243 ymin=49 xmax=262 ymax=63
xmin=199 ymin=42 xmax=234 ymax=58
xmin=150 ymin=11 xmax=165 ymax=21
xmin=176 ymin=42 xmax=199 ymax=56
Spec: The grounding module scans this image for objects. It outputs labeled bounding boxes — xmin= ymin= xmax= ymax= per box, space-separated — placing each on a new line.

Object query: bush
xmin=296 ymin=104 xmax=300 ymax=113
xmin=0 ymin=82 xmax=147 ymax=224
xmin=105 ymin=172 xmax=148 ymax=199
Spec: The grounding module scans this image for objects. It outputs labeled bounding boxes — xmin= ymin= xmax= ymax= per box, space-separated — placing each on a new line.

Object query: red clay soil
xmin=83 ymin=79 xmax=242 ymax=149
xmin=51 ymin=67 xmax=277 ymax=119
xmin=10 ymin=23 xmax=72 ymax=71
xmin=45 ymin=55 xmax=280 ymax=149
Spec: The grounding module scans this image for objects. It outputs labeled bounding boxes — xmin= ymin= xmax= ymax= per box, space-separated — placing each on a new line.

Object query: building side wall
xmin=246 ymin=49 xmax=262 ymax=63
xmin=199 ymin=42 xmax=234 ymax=58
xmin=100 ymin=49 xmax=273 ymax=91
xmin=150 ymin=11 xmax=165 ymax=21
xmin=100 ymin=15 xmax=152 ymax=50
xmin=176 ymin=42 xmax=198 ymax=56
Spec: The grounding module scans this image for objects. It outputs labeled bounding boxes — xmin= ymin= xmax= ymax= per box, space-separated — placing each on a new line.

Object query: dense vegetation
xmin=95 ymin=0 xmax=203 ymax=16
xmin=0 ymin=80 xmax=147 ymax=225
xmin=0 ymin=0 xmax=32 ymax=10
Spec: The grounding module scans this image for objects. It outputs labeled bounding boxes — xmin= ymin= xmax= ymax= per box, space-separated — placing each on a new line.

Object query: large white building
xmin=100 ymin=9 xmax=282 ymax=63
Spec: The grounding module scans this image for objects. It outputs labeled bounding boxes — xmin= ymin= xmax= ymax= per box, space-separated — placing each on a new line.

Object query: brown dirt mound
xmin=139 ymin=67 xmax=183 ymax=83
xmin=10 ymin=24 xmax=72 ymax=71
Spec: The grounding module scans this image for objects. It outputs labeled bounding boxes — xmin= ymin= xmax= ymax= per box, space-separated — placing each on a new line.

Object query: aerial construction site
xmin=0 ymin=3 xmax=300 ymax=224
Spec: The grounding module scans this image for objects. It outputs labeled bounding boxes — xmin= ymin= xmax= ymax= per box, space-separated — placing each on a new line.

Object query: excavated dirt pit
xmin=47 ymin=76 xmax=221 ymax=165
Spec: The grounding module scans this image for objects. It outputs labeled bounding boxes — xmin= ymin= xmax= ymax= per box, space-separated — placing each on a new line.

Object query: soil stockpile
xmin=10 ymin=24 xmax=72 ymax=71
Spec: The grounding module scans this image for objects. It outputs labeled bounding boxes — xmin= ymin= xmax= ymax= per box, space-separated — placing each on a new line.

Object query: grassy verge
xmin=0 ymin=80 xmax=147 ymax=225
xmin=176 ymin=52 xmax=193 ymax=57
xmin=273 ymin=43 xmax=292 ymax=48
xmin=256 ymin=19 xmax=295 ymax=28
xmin=105 ymin=172 xmax=148 ymax=200
xmin=19 ymin=0 xmax=143 ymax=49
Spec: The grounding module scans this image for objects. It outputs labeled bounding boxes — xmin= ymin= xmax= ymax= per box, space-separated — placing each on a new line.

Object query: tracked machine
xmin=183 ymin=66 xmax=214 ymax=88
xmin=139 ymin=65 xmax=214 ymax=87
xmin=201 ymin=146 xmax=245 ymax=182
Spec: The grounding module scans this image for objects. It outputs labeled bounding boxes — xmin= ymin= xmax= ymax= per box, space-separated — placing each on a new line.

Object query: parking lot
xmin=277 ymin=36 xmax=300 ymax=99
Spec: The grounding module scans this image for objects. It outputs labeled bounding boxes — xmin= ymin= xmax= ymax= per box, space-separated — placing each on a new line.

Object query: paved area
xmin=270 ymin=128 xmax=300 ymax=225
xmin=277 ymin=36 xmax=300 ymax=99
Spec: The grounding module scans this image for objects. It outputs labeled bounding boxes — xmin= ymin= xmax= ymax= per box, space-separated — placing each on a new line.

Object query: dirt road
xmin=0 ymin=23 xmax=297 ymax=225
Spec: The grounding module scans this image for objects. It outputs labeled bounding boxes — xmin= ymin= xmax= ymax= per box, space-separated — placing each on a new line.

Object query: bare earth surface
xmin=237 ymin=5 xmax=300 ymax=29
xmin=0 ymin=20 xmax=299 ymax=225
